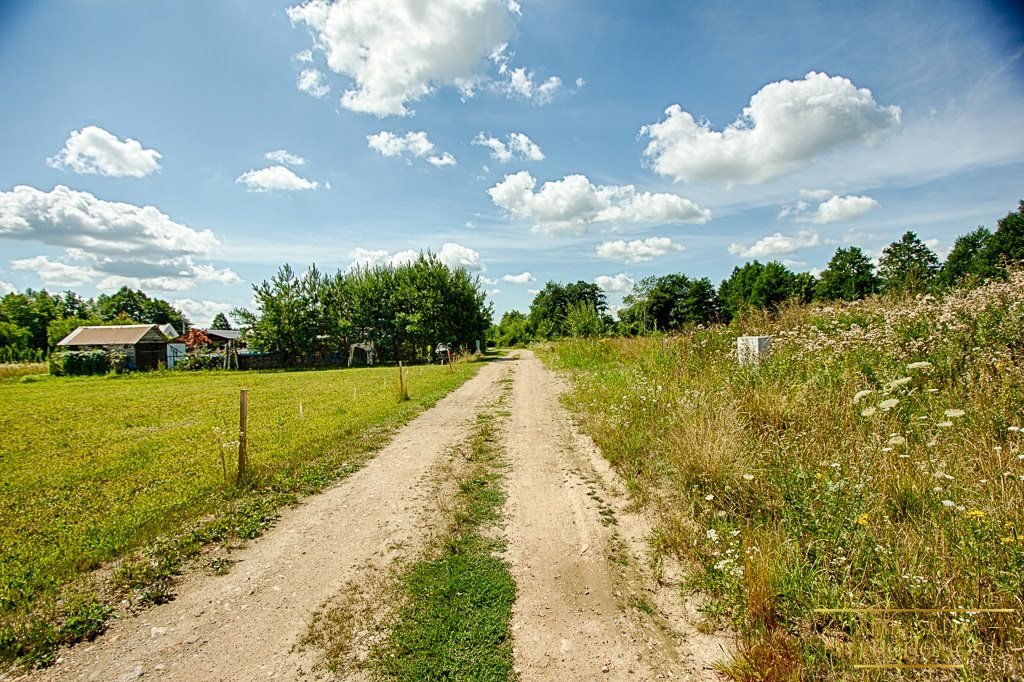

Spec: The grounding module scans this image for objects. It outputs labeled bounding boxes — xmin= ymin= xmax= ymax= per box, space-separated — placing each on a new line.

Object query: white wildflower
xmin=705 ymin=494 xmax=714 ymax=501
xmin=937 ymin=421 xmax=954 ymax=428
xmin=742 ymin=474 xmax=755 ymax=481
xmin=861 ymin=407 xmax=877 ymax=417
xmin=888 ymin=435 xmax=907 ymax=446
xmin=879 ymin=398 xmax=900 ymax=411
xmin=942 ymin=500 xmax=955 ymax=507
xmin=853 ymin=389 xmax=873 ymax=404
xmin=706 ymin=529 xmax=719 ymax=543
xmin=944 ymin=409 xmax=966 ymax=419
xmin=886 ymin=377 xmax=913 ymax=390
xmin=907 ymin=361 xmax=933 ymax=371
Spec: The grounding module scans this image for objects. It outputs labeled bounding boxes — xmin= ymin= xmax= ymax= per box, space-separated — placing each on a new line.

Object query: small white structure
xmin=737 ymin=335 xmax=772 ymax=365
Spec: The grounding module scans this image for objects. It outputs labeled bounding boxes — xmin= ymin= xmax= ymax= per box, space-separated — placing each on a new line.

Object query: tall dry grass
xmin=546 ymin=272 xmax=1024 ymax=680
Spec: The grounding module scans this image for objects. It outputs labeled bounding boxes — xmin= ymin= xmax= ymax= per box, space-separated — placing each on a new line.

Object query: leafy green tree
xmin=620 ymin=273 xmax=717 ymax=332
xmin=936 ymin=227 xmax=996 ymax=288
xmin=528 ymin=281 xmax=606 ymax=339
xmin=877 ymin=231 xmax=940 ymax=294
xmin=718 ymin=261 xmax=799 ymax=320
xmin=815 ymin=247 xmax=880 ymax=301
xmin=988 ymin=199 xmax=1024 ymax=263
xmin=490 ymin=310 xmax=533 ymax=347
xmin=564 ymin=301 xmax=603 ymax=338
xmin=0 ymin=290 xmax=60 ymax=351
xmin=237 ymin=254 xmax=490 ymax=364
xmin=210 ymin=312 xmax=231 ymax=330
xmin=96 ymin=286 xmax=188 ymax=331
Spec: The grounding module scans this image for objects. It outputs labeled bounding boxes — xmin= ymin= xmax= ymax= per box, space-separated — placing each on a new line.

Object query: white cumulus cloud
xmin=265 ymin=149 xmax=306 ymax=166
xmin=438 ymin=242 xmax=483 ymax=271
xmin=728 ymin=230 xmax=821 ymax=258
xmin=47 ymin=125 xmax=162 ymax=178
xmin=595 ymin=273 xmax=635 ymax=293
xmin=595 ymin=237 xmax=683 ymax=264
xmin=501 ymin=271 xmax=535 ymax=284
xmin=779 ymin=193 xmax=880 ymax=223
xmin=503 ymin=67 xmax=561 ymax=104
xmin=488 ymin=171 xmax=709 ymax=234
xmin=11 ymin=256 xmax=97 ymax=286
xmin=288 ymin=0 xmax=519 ymax=116
xmin=0 ymin=184 xmax=241 ymax=292
xmin=367 ymin=131 xmax=456 ymax=167
xmin=173 ymin=299 xmax=235 ymax=327
xmin=348 ymin=243 xmax=483 ymax=272
xmin=473 ymin=132 xmax=544 ymax=163
xmin=236 ymin=166 xmax=320 ymax=192
xmin=0 ymin=280 xmax=15 ymax=295
xmin=641 ymin=71 xmax=901 ymax=185
xmin=807 ymin=194 xmax=880 ymax=224
xmin=297 ymin=68 xmax=330 ymax=98
xmin=0 ymin=184 xmax=217 ymax=256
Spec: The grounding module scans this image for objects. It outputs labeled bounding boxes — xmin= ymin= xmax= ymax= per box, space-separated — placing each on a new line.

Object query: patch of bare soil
xmin=19 ymin=360 xmax=509 ymax=682
xmin=501 ymin=350 xmax=731 ymax=680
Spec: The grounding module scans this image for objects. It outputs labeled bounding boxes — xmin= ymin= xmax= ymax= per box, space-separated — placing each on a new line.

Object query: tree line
xmin=0 ymin=286 xmax=190 ymax=363
xmin=231 ymin=253 xmax=491 ymax=364
xmin=491 ymin=199 xmax=1024 ymax=343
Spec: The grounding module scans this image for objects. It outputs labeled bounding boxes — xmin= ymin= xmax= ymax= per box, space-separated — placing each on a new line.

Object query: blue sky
xmin=1 ymin=0 xmax=1022 ymax=324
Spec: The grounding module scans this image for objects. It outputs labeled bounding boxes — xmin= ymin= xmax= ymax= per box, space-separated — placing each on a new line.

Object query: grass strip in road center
xmin=372 ymin=406 xmax=515 ymax=681
xmin=305 ymin=373 xmax=517 ymax=681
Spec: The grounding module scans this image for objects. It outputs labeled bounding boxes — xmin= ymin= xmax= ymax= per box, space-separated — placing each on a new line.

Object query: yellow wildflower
xmin=855 ymin=513 xmax=869 ymax=527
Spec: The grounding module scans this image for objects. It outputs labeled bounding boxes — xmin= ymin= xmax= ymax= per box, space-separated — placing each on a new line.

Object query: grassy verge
xmin=541 ymin=274 xmax=1024 ymax=680
xmin=306 ymin=375 xmax=515 ymax=681
xmin=0 ymin=360 xmax=481 ymax=667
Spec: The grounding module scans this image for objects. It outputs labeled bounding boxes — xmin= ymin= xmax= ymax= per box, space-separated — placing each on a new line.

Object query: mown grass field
xmin=0 ymin=361 xmax=479 ymax=666
xmin=544 ymin=273 xmax=1024 ymax=680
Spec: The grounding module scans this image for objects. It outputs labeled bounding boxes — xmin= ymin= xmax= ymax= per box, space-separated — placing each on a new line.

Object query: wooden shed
xmin=57 ymin=324 xmax=169 ymax=370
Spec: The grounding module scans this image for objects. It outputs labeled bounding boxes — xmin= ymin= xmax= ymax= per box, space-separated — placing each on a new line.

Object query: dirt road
xmin=24 ymin=351 xmax=726 ymax=681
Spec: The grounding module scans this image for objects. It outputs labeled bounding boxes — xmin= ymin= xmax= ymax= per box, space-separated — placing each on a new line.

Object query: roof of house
xmin=205 ymin=329 xmax=242 ymax=341
xmin=58 ymin=324 xmax=168 ymax=347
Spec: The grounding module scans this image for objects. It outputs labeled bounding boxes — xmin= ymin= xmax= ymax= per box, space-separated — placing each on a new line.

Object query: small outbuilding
xmin=57 ymin=324 xmax=170 ymax=370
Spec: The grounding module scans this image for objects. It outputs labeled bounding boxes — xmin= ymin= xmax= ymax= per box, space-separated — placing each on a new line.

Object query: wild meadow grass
xmin=544 ymin=273 xmax=1024 ymax=680
xmin=0 ymin=361 xmax=479 ymax=667
xmin=0 ymin=364 xmax=47 ymax=381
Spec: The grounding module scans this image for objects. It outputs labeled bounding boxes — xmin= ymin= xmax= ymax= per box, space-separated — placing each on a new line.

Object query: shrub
xmin=49 ymin=350 xmax=111 ymax=377
xmin=174 ymin=353 xmax=224 ymax=371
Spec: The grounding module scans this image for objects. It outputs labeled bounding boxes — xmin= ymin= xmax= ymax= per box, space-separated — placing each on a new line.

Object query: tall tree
xmin=815 ymin=247 xmax=880 ymax=301
xmin=96 ymin=286 xmax=188 ymax=330
xmin=877 ymin=231 xmax=940 ymax=294
xmin=988 ymin=199 xmax=1024 ymax=264
xmin=936 ymin=227 xmax=996 ymax=288
xmin=210 ymin=312 xmax=232 ymax=330
xmin=718 ymin=261 xmax=798 ymax=319
xmin=528 ymin=280 xmax=606 ymax=339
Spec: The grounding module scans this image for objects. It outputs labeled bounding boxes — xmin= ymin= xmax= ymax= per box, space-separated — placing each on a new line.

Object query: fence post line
xmin=238 ymin=389 xmax=248 ymax=484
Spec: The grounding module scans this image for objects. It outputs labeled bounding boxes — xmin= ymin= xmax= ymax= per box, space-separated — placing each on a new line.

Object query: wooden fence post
xmin=398 ymin=360 xmax=406 ymax=399
xmin=238 ymin=389 xmax=248 ymax=484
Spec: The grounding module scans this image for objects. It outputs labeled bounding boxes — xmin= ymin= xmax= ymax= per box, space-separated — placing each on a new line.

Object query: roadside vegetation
xmin=305 ymin=372 xmax=515 ymax=681
xmin=490 ymin=199 xmax=1023 ymax=346
xmin=0 ymin=361 xmax=479 ymax=668
xmin=543 ymin=271 xmax=1024 ymax=679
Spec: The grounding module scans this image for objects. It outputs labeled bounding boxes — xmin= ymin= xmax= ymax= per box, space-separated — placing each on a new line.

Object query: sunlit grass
xmin=543 ymin=273 xmax=1024 ymax=680
xmin=0 ymin=362 xmax=478 ymax=666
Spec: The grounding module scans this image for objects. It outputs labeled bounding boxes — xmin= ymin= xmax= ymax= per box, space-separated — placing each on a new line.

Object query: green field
xmin=544 ymin=273 xmax=1024 ymax=680
xmin=0 ymin=361 xmax=479 ymax=665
